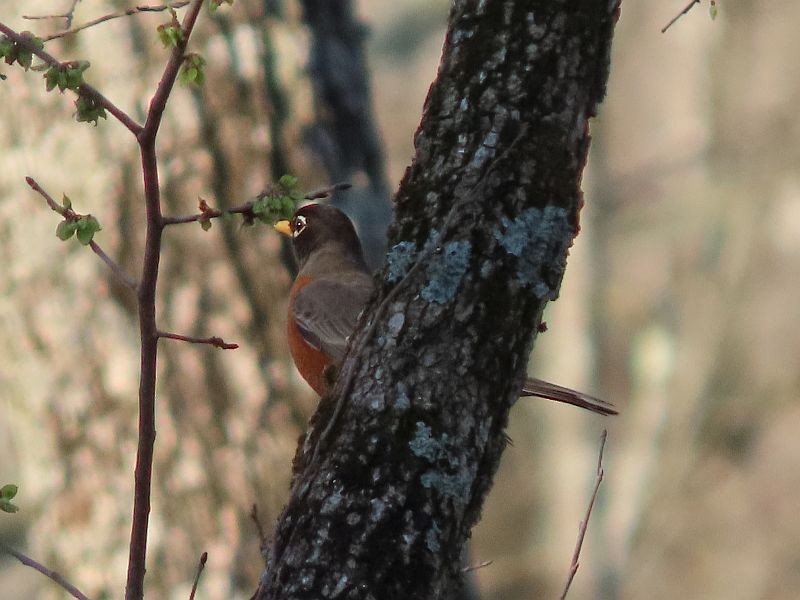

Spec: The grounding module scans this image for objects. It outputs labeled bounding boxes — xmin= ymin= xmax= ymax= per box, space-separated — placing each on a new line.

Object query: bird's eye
xmin=293 ymin=215 xmax=308 ymax=237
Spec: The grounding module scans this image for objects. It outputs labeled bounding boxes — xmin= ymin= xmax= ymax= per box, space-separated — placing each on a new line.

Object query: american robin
xmin=275 ymin=203 xmax=616 ymax=416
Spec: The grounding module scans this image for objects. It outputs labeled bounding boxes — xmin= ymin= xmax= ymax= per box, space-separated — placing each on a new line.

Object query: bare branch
xmin=89 ymin=240 xmax=139 ymax=290
xmin=0 ymin=22 xmax=142 ymax=135
xmin=157 ymin=330 xmax=239 ymax=350
xmin=661 ymin=0 xmax=701 ymax=33
xmin=188 ymin=552 xmax=208 ymax=600
xmin=1 ymin=544 xmax=91 ymax=600
xmin=40 ymin=2 xmax=192 ymax=42
xmin=250 ymin=504 xmax=268 ymax=549
xmin=559 ymin=429 xmax=608 ymax=600
xmin=23 ymin=0 xmax=81 ymax=28
xmin=162 ymin=200 xmax=254 ymax=226
xmin=26 ymin=176 xmax=138 ymax=290
xmin=462 ymin=560 xmax=493 ymax=574
xmin=304 ymin=182 xmax=352 ymax=200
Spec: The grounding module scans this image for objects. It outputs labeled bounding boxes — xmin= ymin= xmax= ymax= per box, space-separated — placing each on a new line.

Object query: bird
xmin=274 ymin=203 xmax=616 ymax=416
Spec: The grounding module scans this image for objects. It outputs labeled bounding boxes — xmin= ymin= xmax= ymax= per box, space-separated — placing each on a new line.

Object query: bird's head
xmin=274 ymin=203 xmax=367 ymax=271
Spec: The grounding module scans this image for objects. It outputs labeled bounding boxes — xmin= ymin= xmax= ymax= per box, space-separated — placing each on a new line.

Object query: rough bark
xmin=255 ymin=1 xmax=619 ymax=598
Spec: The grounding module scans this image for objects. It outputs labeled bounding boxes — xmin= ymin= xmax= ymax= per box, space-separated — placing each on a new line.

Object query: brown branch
xmin=0 ymin=22 xmax=142 ymax=135
xmin=157 ymin=330 xmax=239 ymax=350
xmin=250 ymin=504 xmax=268 ymax=548
xmin=161 ymin=183 xmax=352 ymax=226
xmin=162 ymin=200 xmax=254 ymax=226
xmin=661 ymin=0 xmax=701 ymax=33
xmin=125 ymin=2 xmax=206 ymax=598
xmin=23 ymin=0 xmax=81 ymax=27
xmin=462 ymin=560 xmax=493 ymax=574
xmin=304 ymin=182 xmax=352 ymax=200
xmin=559 ymin=429 xmax=608 ymax=600
xmin=1 ymin=544 xmax=91 ymax=600
xmin=38 ymin=2 xmax=191 ymax=42
xmin=188 ymin=551 xmax=208 ymax=600
xmin=89 ymin=241 xmax=139 ymax=290
xmin=25 ymin=176 xmax=138 ymax=290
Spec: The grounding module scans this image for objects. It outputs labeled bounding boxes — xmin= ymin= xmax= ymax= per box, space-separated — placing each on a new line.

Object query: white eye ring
xmin=293 ymin=215 xmax=308 ymax=237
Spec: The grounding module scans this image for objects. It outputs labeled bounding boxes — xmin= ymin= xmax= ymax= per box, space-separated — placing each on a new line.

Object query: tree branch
xmin=31 ymin=2 xmax=192 ymax=42
xmin=25 ymin=176 xmax=138 ymax=291
xmin=0 ymin=22 xmax=142 ymax=135
xmin=23 ymin=0 xmax=81 ymax=28
xmin=1 ymin=544 xmax=91 ymax=600
xmin=255 ymin=1 xmax=620 ymax=596
xmin=161 ymin=183 xmax=352 ymax=226
xmin=661 ymin=0 xmax=701 ymax=33
xmin=157 ymin=330 xmax=239 ymax=350
xmin=125 ymin=2 xmax=205 ymax=598
xmin=558 ymin=429 xmax=608 ymax=600
xmin=188 ymin=551 xmax=208 ymax=600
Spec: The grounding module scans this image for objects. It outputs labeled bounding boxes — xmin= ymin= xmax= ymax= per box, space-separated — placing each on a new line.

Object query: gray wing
xmin=292 ymin=274 xmax=374 ymax=362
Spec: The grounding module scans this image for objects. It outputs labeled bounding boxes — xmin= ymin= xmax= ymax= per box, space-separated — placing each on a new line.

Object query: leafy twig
xmin=26 ymin=176 xmax=138 ymax=290
xmin=1 ymin=544 xmax=91 ymax=600
xmin=0 ymin=22 xmax=142 ymax=134
xmin=157 ymin=330 xmax=239 ymax=350
xmin=161 ymin=182 xmax=352 ymax=226
xmin=559 ymin=429 xmax=608 ymax=600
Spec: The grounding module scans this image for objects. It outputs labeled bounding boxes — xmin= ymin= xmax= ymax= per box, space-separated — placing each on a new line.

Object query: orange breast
xmin=287 ymin=276 xmax=332 ymax=396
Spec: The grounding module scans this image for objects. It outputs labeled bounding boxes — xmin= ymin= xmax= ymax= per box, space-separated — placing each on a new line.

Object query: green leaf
xmin=200 ymin=218 xmax=212 ymax=231
xmin=279 ymin=174 xmax=298 ymax=190
xmin=709 ymin=1 xmax=718 ymax=20
xmin=209 ymin=0 xmax=235 ymax=13
xmin=75 ymin=94 xmax=107 ymax=126
xmin=75 ymin=215 xmax=101 ymax=245
xmin=1 ymin=483 xmax=17 ymax=499
xmin=62 ymin=194 xmax=72 ymax=210
xmin=0 ymin=499 xmax=19 ymax=513
xmin=179 ymin=53 xmax=206 ymax=87
xmin=56 ymin=219 xmax=77 ymax=241
xmin=0 ymin=37 xmax=13 ymax=59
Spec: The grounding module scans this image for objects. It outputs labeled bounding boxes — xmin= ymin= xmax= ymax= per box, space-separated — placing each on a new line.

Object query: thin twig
xmin=1 ymin=544 xmax=91 ymax=600
xmin=89 ymin=241 xmax=139 ymax=290
xmin=23 ymin=0 xmax=81 ymax=27
xmin=157 ymin=330 xmax=239 ymax=350
xmin=188 ymin=552 xmax=208 ymax=600
xmin=462 ymin=560 xmax=493 ymax=574
xmin=39 ymin=2 xmax=191 ymax=42
xmin=162 ymin=200 xmax=254 ymax=226
xmin=304 ymin=182 xmax=352 ymax=200
xmin=26 ymin=176 xmax=138 ymax=290
xmin=661 ymin=0 xmax=701 ymax=33
xmin=0 ymin=22 xmax=142 ymax=135
xmin=250 ymin=504 xmax=268 ymax=548
xmin=559 ymin=429 xmax=608 ymax=600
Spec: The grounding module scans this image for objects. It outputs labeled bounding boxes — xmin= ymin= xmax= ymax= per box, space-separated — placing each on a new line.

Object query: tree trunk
xmin=255 ymin=1 xmax=619 ymax=598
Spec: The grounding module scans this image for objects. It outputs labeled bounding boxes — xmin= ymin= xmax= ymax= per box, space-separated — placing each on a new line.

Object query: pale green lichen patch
xmin=421 ymin=239 xmax=472 ymax=304
xmin=493 ymin=206 xmax=572 ymax=297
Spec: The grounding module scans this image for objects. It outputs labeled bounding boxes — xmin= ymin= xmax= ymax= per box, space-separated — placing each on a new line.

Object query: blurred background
xmin=1 ymin=0 xmax=799 ymax=598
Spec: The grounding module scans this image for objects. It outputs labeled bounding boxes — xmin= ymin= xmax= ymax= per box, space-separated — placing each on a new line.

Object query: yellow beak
xmin=273 ymin=220 xmax=292 ymax=237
